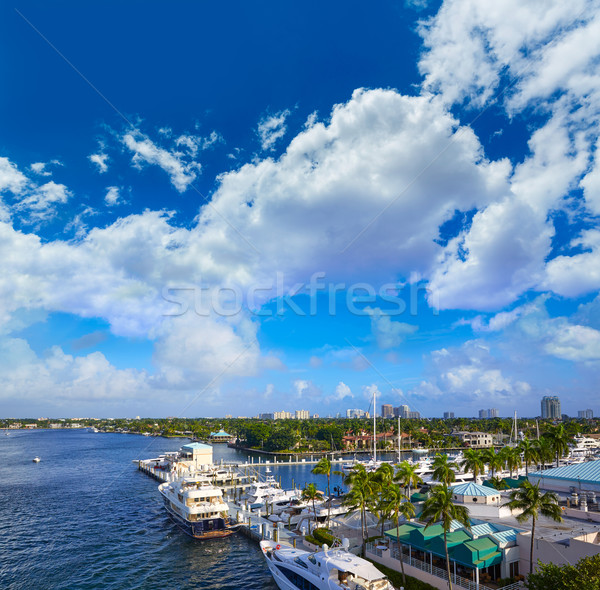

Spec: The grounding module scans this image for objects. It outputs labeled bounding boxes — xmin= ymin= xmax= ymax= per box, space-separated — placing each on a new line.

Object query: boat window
xmin=294 ymin=557 xmax=309 ymax=569
xmin=307 ymin=555 xmax=317 ymax=565
xmin=274 ymin=565 xmax=320 ymax=590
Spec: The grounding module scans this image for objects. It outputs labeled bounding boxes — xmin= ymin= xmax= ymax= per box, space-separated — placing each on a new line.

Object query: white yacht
xmin=246 ymin=475 xmax=299 ymax=505
xmin=158 ymin=475 xmax=233 ymax=539
xmin=260 ymin=540 xmax=393 ymax=590
xmin=32 ymin=456 xmax=41 ymax=463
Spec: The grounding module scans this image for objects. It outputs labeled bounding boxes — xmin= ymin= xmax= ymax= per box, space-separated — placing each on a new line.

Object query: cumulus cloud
xmin=0 ymin=156 xmax=28 ymax=195
xmin=365 ymin=307 xmax=417 ymax=349
xmin=333 ymin=381 xmax=353 ymax=400
xmin=15 ymin=181 xmax=72 ymax=221
xmin=122 ymin=131 xmax=200 ymax=192
xmin=104 ymin=186 xmax=122 ymax=206
xmin=257 ymin=109 xmax=290 ymax=151
xmin=293 ymin=379 xmax=322 ymax=398
xmin=30 ymin=160 xmax=61 ymax=176
xmin=88 ymin=153 xmax=109 ymax=173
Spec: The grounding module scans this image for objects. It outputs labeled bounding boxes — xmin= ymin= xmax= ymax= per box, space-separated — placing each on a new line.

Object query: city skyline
xmin=1 ymin=2 xmax=600 ymax=418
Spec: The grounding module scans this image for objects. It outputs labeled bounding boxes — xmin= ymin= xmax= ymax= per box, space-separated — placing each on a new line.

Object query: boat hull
xmin=162 ymin=498 xmax=234 ymax=540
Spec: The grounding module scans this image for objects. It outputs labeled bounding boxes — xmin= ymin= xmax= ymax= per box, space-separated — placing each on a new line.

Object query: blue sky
xmin=1 ymin=0 xmax=599 ymax=418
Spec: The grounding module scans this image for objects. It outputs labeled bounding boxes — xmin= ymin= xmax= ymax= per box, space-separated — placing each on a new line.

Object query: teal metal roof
xmin=529 ymin=460 xmax=600 ymax=484
xmin=451 ymin=482 xmax=499 ymax=497
xmin=181 ymin=442 xmax=212 ymax=451
xmin=210 ymin=430 xmax=232 ymax=437
xmin=470 ymin=523 xmax=498 ymax=537
xmin=492 ymin=529 xmax=518 ymax=544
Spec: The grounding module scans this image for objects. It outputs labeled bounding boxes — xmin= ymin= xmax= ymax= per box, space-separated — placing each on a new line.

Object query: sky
xmin=1 ymin=0 xmax=600 ymax=419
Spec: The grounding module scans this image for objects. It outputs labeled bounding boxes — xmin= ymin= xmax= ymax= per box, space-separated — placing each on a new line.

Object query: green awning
xmin=384 ymin=522 xmax=422 ymax=541
xmin=410 ymin=492 xmax=429 ymax=502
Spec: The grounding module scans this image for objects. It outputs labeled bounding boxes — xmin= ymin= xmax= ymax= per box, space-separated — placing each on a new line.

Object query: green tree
xmin=301 ymin=483 xmax=323 ymax=524
xmin=489 ymin=476 xmax=509 ymax=490
xmin=545 ymin=424 xmax=571 ymax=467
xmin=394 ymin=460 xmax=423 ymax=499
xmin=381 ymin=484 xmax=415 ymax=588
xmin=503 ymin=446 xmax=522 ymax=478
xmin=534 ymin=437 xmax=554 ymax=471
xmin=311 ymin=457 xmax=334 ymax=527
xmin=519 ymin=437 xmax=539 ymax=476
xmin=432 ymin=453 xmax=457 ymax=485
xmin=526 ymin=554 xmax=600 ymax=590
xmin=421 ymin=484 xmax=471 ymax=590
xmin=502 ymin=481 xmax=562 ymax=574
xmin=342 ymin=465 xmax=381 ymax=556
xmin=460 ymin=449 xmax=484 ymax=481
xmin=482 ymin=448 xmax=503 ymax=478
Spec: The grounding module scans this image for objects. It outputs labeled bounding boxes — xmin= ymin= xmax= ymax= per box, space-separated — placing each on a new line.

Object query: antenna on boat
xmin=398 ymin=415 xmax=401 ymax=463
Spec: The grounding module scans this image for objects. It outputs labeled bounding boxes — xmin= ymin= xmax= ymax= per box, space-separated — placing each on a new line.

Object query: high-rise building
xmin=578 ymin=409 xmax=594 ymax=419
xmin=408 ymin=411 xmax=420 ymax=419
xmin=381 ymin=404 xmax=394 ymax=419
xmin=541 ymin=396 xmax=561 ymax=419
xmin=273 ymin=411 xmax=292 ymax=420
xmin=395 ymin=405 xmax=410 ymax=419
xmin=443 ymin=412 xmax=455 ymax=419
xmin=488 ymin=408 xmax=499 ymax=419
xmin=478 ymin=409 xmax=487 ymax=419
xmin=295 ymin=410 xmax=309 ymax=420
xmin=346 ymin=409 xmax=369 ymax=419
xmin=258 ymin=413 xmax=274 ymax=420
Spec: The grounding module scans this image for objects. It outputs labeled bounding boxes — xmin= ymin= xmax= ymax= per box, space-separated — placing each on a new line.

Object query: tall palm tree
xmin=502 ymin=481 xmax=562 ymax=574
xmin=519 ymin=438 xmax=539 ymax=476
xmin=373 ymin=463 xmax=396 ymax=537
xmin=460 ymin=449 xmax=484 ymax=482
xmin=534 ymin=437 xmax=554 ymax=471
xmin=301 ymin=483 xmax=322 ymax=525
xmin=482 ymin=448 xmax=503 ymax=478
xmin=394 ymin=460 xmax=423 ymax=499
xmin=421 ymin=484 xmax=471 ymax=590
xmin=432 ymin=453 xmax=458 ymax=485
xmin=311 ymin=457 xmax=333 ymax=527
xmin=343 ymin=465 xmax=381 ymax=555
xmin=545 ymin=424 xmax=571 ymax=467
xmin=381 ymin=484 xmax=415 ymax=588
xmin=503 ymin=446 xmax=522 ymax=479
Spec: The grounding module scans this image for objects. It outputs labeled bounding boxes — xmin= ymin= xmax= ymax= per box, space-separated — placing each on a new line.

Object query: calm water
xmin=0 ymin=429 xmax=402 ymax=589
xmin=0 ymin=430 xmax=286 ymax=590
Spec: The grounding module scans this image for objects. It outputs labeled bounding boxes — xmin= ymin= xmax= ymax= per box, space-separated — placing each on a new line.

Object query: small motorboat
xmin=32 ymin=457 xmax=41 ymax=463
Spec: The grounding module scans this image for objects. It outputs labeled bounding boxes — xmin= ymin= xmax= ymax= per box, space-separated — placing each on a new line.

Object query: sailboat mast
xmin=373 ymin=388 xmax=377 ymax=463
xmin=398 ymin=415 xmax=401 ymax=463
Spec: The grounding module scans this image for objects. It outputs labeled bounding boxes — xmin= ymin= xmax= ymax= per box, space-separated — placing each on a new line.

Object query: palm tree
xmin=381 ymin=484 xmax=415 ymax=588
xmin=311 ymin=457 xmax=333 ymax=527
xmin=519 ymin=438 xmax=539 ymax=476
xmin=534 ymin=437 xmax=554 ymax=471
xmin=301 ymin=483 xmax=322 ymax=525
xmin=482 ymin=448 xmax=504 ymax=478
xmin=460 ymin=448 xmax=484 ymax=482
xmin=503 ymin=446 xmax=522 ymax=479
xmin=342 ymin=465 xmax=381 ymax=556
xmin=545 ymin=424 xmax=571 ymax=467
xmin=421 ymin=484 xmax=471 ymax=590
xmin=374 ymin=463 xmax=396 ymax=536
xmin=395 ymin=460 xmax=423 ymax=499
xmin=502 ymin=481 xmax=562 ymax=574
xmin=489 ymin=475 xmax=509 ymax=490
xmin=432 ymin=453 xmax=458 ymax=485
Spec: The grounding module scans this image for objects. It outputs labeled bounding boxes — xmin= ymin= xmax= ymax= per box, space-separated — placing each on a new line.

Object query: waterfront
xmin=0 ymin=429 xmax=287 ymax=590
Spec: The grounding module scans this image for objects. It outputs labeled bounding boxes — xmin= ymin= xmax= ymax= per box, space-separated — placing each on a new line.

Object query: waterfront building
xmin=273 ymin=411 xmax=292 ymax=420
xmin=312 ymin=413 xmax=319 ymax=419
xmin=178 ymin=442 xmax=213 ymax=470
xmin=408 ymin=411 xmax=420 ymax=419
xmin=381 ymin=404 xmax=393 ymax=418
xmin=478 ymin=409 xmax=487 ymax=419
xmin=578 ymin=409 xmax=594 ymax=419
xmin=395 ymin=404 xmax=410 ymax=418
xmin=209 ymin=429 xmax=233 ymax=443
xmin=453 ymin=431 xmax=494 ymax=448
xmin=529 ymin=460 xmax=600 ymax=494
xmin=541 ymin=395 xmax=561 ymax=419
xmin=342 ymin=429 xmax=394 ymax=450
xmin=443 ymin=411 xmax=455 ymax=419
xmin=294 ymin=410 xmax=309 ymax=420
xmin=488 ymin=408 xmax=499 ymax=419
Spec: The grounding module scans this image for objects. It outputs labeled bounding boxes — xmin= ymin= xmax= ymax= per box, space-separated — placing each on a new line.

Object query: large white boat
xmin=260 ymin=540 xmax=393 ymax=590
xmin=158 ymin=475 xmax=234 ymax=539
xmin=246 ymin=475 xmax=299 ymax=505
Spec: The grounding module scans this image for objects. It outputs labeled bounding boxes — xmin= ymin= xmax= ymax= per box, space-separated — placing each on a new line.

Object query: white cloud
xmin=15 ymin=181 xmax=72 ymax=221
xmin=122 ymin=131 xmax=199 ymax=192
xmin=0 ymin=157 xmax=28 ymax=195
xmin=333 ymin=381 xmax=353 ymax=400
xmin=364 ymin=306 xmax=418 ymax=349
xmin=104 ymin=186 xmax=122 ymax=206
xmin=293 ymin=379 xmax=322 ymax=398
xmin=257 ymin=109 xmax=290 ymax=151
xmin=88 ymin=153 xmax=109 ymax=173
